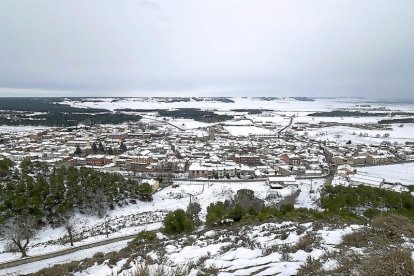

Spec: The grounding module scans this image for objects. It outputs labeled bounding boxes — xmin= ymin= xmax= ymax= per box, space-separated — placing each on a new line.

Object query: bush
xmin=162 ymin=209 xmax=194 ymax=235
xmin=295 ymin=233 xmax=322 ymax=253
xmin=130 ymin=230 xmax=157 ymax=247
xmin=296 ymin=255 xmax=323 ymax=276
xmin=341 ymin=229 xmax=370 ymax=248
xmin=370 ymin=214 xmax=414 ymax=238
xmin=363 ymin=208 xmax=381 ymax=219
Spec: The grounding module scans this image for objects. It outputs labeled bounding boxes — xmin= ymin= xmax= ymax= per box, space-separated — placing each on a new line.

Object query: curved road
xmin=278 ymin=116 xmax=294 ymax=134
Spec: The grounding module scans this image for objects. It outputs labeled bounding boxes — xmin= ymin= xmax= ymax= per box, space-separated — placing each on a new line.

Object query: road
xmin=0 ymin=221 xmax=161 ymax=272
xmin=141 ymin=115 xmax=185 ymax=131
xmin=278 ymin=116 xmax=294 ymax=134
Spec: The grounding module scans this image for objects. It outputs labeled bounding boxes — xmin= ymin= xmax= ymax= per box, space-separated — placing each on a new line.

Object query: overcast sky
xmin=0 ymin=0 xmax=413 ymax=98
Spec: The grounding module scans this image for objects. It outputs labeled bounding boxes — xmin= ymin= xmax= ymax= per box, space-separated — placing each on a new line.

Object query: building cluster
xmin=0 ymin=117 xmax=413 ymax=190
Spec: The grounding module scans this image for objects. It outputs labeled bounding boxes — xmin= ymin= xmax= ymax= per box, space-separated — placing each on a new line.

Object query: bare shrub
xmin=296 ymin=255 xmax=323 ymax=276
xmin=262 ymin=244 xmax=280 ymax=256
xmin=295 ymin=233 xmax=322 ymax=252
xmin=281 ymin=252 xmax=293 ymax=262
xmin=129 ymin=263 xmax=150 ymax=276
xmin=198 ymin=264 xmax=221 ymax=276
xmin=370 ymin=214 xmax=414 ymax=239
xmin=328 ymin=249 xmax=360 ymax=275
xmin=341 ymin=229 xmax=370 ymax=248
xmin=170 ymin=264 xmax=190 ymax=276
xmin=358 ymin=249 xmax=414 ymax=276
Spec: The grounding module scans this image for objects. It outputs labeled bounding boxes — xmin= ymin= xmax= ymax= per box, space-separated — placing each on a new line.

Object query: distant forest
xmin=158 ymin=108 xmax=234 ymax=123
xmin=0 ymin=98 xmax=141 ymax=127
xmin=0 ymin=98 xmax=107 ymax=113
xmin=0 ymin=98 xmax=235 ymax=126
xmin=308 ymin=110 xmax=414 ymax=117
xmin=378 ymin=118 xmax=414 ymax=124
xmin=0 ymin=113 xmax=142 ymax=127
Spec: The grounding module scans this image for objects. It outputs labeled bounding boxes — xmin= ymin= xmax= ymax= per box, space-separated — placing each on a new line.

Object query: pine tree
xmin=74 ymin=146 xmax=82 ymax=156
xmin=119 ymin=142 xmax=127 ymax=152
xmin=91 ymin=142 xmax=98 ymax=154
xmin=98 ymin=142 xmax=105 ymax=154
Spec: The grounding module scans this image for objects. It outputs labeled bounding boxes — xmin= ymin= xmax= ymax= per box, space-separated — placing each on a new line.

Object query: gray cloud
xmin=0 ymin=0 xmax=413 ymax=98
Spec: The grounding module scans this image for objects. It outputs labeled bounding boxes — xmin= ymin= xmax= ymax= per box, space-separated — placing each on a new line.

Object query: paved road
xmin=0 ymin=234 xmax=138 ymax=270
xmin=278 ymin=116 xmax=294 ymax=134
xmin=0 ymin=219 xmax=163 ymax=272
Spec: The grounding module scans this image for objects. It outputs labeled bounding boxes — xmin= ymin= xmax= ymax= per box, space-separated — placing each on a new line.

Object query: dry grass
xmin=358 ymin=249 xmax=414 ymax=276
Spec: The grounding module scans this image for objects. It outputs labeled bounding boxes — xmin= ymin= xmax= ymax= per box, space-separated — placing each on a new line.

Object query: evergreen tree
xmin=74 ymin=146 xmax=82 ymax=156
xmin=20 ymin=159 xmax=33 ymax=175
xmin=98 ymin=142 xmax=105 ymax=153
xmin=108 ymin=147 xmax=114 ymax=155
xmin=91 ymin=142 xmax=98 ymax=154
xmin=162 ymin=209 xmax=194 ymax=235
xmin=138 ymin=183 xmax=153 ymax=201
xmin=119 ymin=142 xmax=127 ymax=152
xmin=0 ymin=158 xmax=13 ymax=177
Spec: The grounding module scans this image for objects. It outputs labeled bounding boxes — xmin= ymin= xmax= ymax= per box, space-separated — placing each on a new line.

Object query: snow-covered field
xmin=0 ymin=126 xmax=50 ymax=134
xmin=224 ymin=125 xmax=275 ymax=136
xmin=302 ymin=124 xmax=414 ymax=145
xmin=61 ymin=97 xmax=414 ymax=112
xmin=357 ymin=163 xmax=414 ymax=185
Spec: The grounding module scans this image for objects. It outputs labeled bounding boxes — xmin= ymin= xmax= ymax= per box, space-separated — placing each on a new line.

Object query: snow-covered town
xmin=1 ymin=97 xmax=414 ymax=275
xmin=1 ymin=1 xmax=414 ymax=274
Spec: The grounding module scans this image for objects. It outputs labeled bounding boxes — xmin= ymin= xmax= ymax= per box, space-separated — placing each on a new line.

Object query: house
xmin=366 ymin=155 xmax=389 ymax=165
xmin=131 ymin=155 xmax=155 ymax=165
xmin=331 ymin=155 xmax=346 ymax=165
xmin=350 ymin=156 xmax=367 ymax=165
xmin=86 ymin=155 xmax=114 ymax=166
xmin=267 ymin=176 xmax=298 ymax=189
xmin=188 ymin=162 xmax=238 ymax=178
xmin=234 ymin=154 xmax=261 ymax=166
xmin=336 ymin=164 xmax=355 ymax=177
xmin=281 ymin=154 xmax=301 ymax=165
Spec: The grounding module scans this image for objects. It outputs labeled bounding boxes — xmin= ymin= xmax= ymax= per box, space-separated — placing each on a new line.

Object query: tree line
xmin=163 ymin=185 xmax=414 ymax=236
xmin=0 ymin=112 xmax=142 ymax=127
xmin=0 ymin=160 xmax=153 ymax=225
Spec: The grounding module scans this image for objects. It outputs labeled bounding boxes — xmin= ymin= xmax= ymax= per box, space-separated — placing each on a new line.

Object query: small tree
xmin=63 ymin=218 xmax=79 ymax=246
xmin=108 ymin=147 xmax=114 ymax=155
xmin=186 ymin=202 xmax=202 ymax=226
xmin=93 ymin=189 xmax=108 ymax=218
xmin=163 ymin=209 xmax=194 ymax=235
xmin=3 ymin=216 xmax=38 ymax=258
xmin=104 ymin=215 xmax=111 ymax=238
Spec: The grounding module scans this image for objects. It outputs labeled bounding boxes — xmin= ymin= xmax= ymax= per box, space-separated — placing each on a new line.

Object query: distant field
xmin=357 ymin=163 xmax=414 ymax=185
